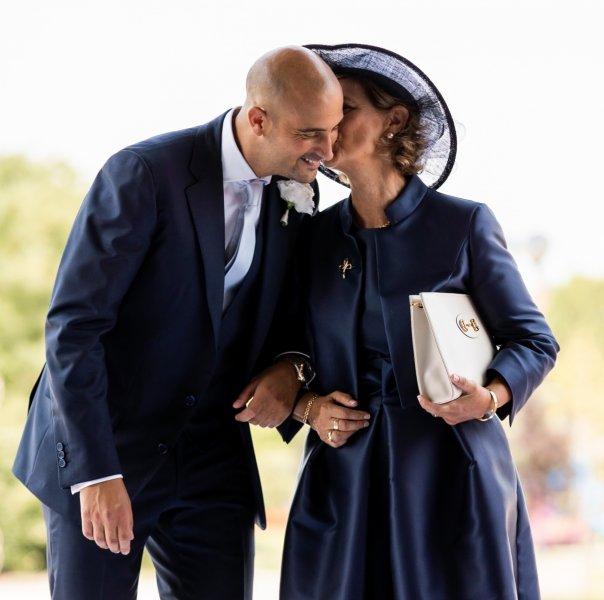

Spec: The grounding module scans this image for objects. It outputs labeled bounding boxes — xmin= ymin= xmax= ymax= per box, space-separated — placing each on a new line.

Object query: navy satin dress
xmin=280 ymin=176 xmax=557 ymax=600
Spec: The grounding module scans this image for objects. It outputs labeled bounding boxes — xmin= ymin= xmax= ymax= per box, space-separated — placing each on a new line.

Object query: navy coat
xmin=13 ymin=112 xmax=309 ymax=528
xmin=281 ymin=175 xmax=559 ymax=599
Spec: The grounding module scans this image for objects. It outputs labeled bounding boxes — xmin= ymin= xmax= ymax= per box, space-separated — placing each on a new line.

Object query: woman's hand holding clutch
xmin=417 ymin=374 xmax=511 ymax=425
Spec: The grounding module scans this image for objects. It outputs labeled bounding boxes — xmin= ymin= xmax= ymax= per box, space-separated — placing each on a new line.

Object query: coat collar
xmin=339 ymin=174 xmax=429 ymax=232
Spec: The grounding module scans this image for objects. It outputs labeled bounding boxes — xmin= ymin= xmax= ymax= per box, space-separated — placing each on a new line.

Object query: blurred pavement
xmin=0 ymin=569 xmax=278 ymax=599
xmin=1 ymin=545 xmax=603 ymax=599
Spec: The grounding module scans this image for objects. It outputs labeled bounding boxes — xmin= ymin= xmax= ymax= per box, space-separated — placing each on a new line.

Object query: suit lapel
xmin=185 ymin=112 xmax=228 ymax=350
xmin=245 ymin=181 xmax=300 ymax=359
xmin=184 ymin=119 xmax=315 ymax=357
xmin=261 ymin=180 xmax=298 ymax=273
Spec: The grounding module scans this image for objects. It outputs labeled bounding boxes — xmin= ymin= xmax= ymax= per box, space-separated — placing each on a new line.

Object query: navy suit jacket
xmin=13 ymin=111 xmax=310 ymax=527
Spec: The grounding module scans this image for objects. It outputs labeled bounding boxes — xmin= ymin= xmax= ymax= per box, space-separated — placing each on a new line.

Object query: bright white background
xmin=2 ymin=0 xmax=603 ymax=288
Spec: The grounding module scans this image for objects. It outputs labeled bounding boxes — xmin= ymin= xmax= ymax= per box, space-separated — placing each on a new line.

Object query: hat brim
xmin=306 ymin=43 xmax=457 ymax=190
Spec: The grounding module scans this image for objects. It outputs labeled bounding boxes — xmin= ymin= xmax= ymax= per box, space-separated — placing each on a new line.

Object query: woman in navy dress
xmin=279 ymin=44 xmax=559 ymax=600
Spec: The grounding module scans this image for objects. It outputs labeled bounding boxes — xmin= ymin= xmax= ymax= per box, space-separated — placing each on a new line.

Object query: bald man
xmin=13 ymin=46 xmax=343 ymax=599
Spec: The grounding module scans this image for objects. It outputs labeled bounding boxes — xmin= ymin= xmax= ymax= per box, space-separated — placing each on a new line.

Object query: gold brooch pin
xmin=338 ymin=258 xmax=353 ymax=279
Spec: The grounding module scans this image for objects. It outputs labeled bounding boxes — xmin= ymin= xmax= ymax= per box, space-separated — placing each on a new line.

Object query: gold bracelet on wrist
xmin=478 ymin=388 xmax=498 ymax=422
xmin=302 ymin=393 xmax=318 ymax=426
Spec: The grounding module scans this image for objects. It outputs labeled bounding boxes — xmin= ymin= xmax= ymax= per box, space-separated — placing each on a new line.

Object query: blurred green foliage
xmin=0 ymin=155 xmax=84 ymax=571
xmin=503 ymin=279 xmax=604 ymax=546
xmin=546 ymin=278 xmax=604 ymax=431
xmin=0 ymin=154 xmax=602 ymax=577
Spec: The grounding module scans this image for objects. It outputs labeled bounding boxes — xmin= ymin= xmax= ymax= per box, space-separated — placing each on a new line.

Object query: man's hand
xmin=80 ymin=478 xmax=134 ymax=555
xmin=233 ymin=361 xmax=301 ymax=427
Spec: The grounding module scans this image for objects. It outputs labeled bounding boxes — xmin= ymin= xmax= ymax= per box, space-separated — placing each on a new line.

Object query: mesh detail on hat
xmin=307 ymin=44 xmax=457 ymax=189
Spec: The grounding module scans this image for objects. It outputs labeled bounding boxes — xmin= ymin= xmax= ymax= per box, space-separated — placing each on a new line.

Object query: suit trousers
xmin=43 ymin=414 xmax=256 ymax=600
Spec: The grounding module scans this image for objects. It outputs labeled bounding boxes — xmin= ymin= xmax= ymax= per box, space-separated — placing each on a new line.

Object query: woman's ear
xmin=385 ymin=105 xmax=410 ymax=135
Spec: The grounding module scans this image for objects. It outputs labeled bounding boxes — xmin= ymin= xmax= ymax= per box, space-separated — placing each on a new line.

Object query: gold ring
xmin=327 ymin=430 xmax=333 ymax=442
xmin=245 ymin=396 xmax=254 ymax=408
xmin=332 ymin=418 xmax=339 ymax=430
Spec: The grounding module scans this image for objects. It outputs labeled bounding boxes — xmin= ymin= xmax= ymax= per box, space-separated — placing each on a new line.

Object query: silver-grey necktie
xmin=223 ymin=180 xmax=263 ymax=309
xmin=225 ymin=182 xmax=249 ymax=267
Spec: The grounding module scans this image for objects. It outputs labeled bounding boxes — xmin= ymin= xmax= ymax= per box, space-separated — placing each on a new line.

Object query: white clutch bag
xmin=409 ymin=292 xmax=496 ymax=404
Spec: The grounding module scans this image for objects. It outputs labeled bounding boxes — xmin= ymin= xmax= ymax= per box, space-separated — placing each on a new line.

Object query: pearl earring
xmin=386 ymin=132 xmax=394 ymax=139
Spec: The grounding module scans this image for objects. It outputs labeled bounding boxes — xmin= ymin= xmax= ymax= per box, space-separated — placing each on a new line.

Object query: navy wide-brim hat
xmin=306 ymin=43 xmax=457 ymax=190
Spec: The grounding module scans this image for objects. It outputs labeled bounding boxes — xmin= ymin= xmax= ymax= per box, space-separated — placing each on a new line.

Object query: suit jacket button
xmin=184 ymin=395 xmax=197 ymax=407
xmin=57 ymin=451 xmax=65 ymax=459
xmin=157 ymin=443 xmax=169 ymax=455
xmin=56 ymin=442 xmax=64 ymax=451
xmin=58 ymin=458 xmax=66 ymax=468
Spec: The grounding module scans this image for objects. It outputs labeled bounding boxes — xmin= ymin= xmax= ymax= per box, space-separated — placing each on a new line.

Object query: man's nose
xmin=316 ymin=132 xmax=335 ymax=161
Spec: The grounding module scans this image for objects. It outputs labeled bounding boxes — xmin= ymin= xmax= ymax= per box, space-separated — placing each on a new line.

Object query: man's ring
xmin=246 ymin=396 xmax=254 ymax=408
xmin=332 ymin=418 xmax=339 ymax=430
xmin=327 ymin=430 xmax=333 ymax=443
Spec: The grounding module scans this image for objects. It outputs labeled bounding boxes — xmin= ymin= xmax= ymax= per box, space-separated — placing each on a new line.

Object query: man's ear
xmin=248 ymin=106 xmax=268 ymax=137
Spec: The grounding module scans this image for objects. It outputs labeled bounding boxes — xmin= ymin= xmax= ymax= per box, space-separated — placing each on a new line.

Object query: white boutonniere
xmin=277 ymin=180 xmax=315 ymax=227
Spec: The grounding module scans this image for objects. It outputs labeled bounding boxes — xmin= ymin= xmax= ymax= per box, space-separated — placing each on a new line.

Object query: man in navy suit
xmin=13 ymin=46 xmax=343 ymax=599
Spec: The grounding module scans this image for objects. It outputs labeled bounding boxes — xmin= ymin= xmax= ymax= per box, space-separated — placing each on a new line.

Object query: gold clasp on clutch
xmin=458 ymin=318 xmax=480 ymax=333
xmin=457 ymin=315 xmax=480 ymax=338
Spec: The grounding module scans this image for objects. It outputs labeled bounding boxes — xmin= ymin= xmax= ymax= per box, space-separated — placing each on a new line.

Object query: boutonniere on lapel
xmin=277 ymin=180 xmax=315 ymax=227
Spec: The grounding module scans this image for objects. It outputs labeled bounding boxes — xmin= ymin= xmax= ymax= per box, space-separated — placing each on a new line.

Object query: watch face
xmin=294 ymin=362 xmax=306 ymax=382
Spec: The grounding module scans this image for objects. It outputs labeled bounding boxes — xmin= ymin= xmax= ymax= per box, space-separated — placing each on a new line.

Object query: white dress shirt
xmin=222 ymin=108 xmax=271 ymax=308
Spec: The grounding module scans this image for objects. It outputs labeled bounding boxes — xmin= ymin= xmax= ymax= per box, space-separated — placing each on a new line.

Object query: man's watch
xmin=288 ymin=360 xmax=307 ymax=384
